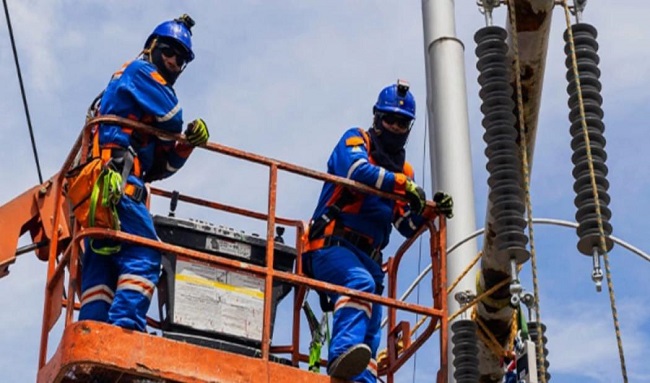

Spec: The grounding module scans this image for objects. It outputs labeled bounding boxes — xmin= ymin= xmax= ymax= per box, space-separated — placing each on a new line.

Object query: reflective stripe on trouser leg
xmin=353 ymin=298 xmax=383 ymax=383
xmin=79 ymin=240 xmax=118 ymax=322
xmin=308 ymin=244 xmax=383 ymax=365
xmin=354 ymin=296 xmax=382 ymax=383
xmin=108 ymin=195 xmax=160 ymax=331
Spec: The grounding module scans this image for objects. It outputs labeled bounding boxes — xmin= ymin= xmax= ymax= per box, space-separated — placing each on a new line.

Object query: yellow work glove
xmin=433 ymin=191 xmax=454 ymax=218
xmin=184 ymin=118 xmax=210 ymax=146
xmin=405 ymin=179 xmax=426 ymax=215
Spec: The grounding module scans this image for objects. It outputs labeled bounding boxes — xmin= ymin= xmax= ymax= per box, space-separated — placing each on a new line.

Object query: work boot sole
xmin=328 ymin=344 xmax=372 ymax=380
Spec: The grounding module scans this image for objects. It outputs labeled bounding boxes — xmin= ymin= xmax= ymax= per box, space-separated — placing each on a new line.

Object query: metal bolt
xmin=591 ymin=247 xmax=603 ymax=292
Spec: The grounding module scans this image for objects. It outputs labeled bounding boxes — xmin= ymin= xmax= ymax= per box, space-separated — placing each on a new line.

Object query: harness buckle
xmin=321 ymin=229 xmax=382 ymax=265
xmin=125 ymin=183 xmax=147 ymax=203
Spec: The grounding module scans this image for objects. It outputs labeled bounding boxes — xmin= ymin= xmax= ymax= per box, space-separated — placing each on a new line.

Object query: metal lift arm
xmin=0 ymin=176 xmax=71 ymax=279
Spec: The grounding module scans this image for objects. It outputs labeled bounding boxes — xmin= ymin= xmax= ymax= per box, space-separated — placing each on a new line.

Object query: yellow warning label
xmin=176 ymin=273 xmax=264 ymax=299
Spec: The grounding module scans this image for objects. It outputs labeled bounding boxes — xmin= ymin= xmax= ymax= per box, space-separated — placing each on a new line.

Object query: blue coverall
xmin=78 ymin=59 xmax=194 ymax=331
xmin=305 ymin=127 xmax=427 ymax=383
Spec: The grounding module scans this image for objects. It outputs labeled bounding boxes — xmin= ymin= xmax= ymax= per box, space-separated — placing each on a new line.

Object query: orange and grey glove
xmin=405 ymin=179 xmax=426 ymax=215
xmin=433 ymin=191 xmax=454 ymax=218
xmin=184 ymin=118 xmax=210 ymax=146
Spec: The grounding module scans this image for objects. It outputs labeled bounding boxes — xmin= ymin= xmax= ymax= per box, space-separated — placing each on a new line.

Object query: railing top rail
xmin=81 ymin=115 xmax=440 ymax=212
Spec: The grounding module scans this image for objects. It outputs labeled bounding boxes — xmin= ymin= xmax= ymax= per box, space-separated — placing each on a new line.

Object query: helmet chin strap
xmin=142 ymin=37 xmax=157 ymax=61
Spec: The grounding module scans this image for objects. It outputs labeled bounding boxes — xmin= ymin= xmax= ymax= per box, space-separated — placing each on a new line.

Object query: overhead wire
xmin=2 ymin=0 xmax=43 ymax=184
xmin=392 ymin=217 xmax=648 ymax=318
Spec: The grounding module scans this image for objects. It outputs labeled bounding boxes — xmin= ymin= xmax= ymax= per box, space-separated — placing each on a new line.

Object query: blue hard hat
xmin=373 ymin=80 xmax=416 ymax=120
xmin=145 ymin=15 xmax=195 ymax=62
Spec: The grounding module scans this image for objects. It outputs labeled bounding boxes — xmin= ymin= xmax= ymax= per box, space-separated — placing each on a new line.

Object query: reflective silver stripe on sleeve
xmin=375 ymin=167 xmax=386 ymax=189
xmin=347 ymin=158 xmax=367 ymax=179
xmin=394 ymin=210 xmax=410 ymax=228
xmin=156 ymin=103 xmax=181 ymax=123
xmin=166 ymin=162 xmax=179 ymax=173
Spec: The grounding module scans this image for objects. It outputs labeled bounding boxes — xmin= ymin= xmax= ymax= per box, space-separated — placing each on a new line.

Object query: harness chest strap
xmin=307 ymin=129 xmax=409 ymax=258
xmin=347 ymin=129 xmax=409 ymax=194
xmin=92 ymin=124 xmax=142 ymax=178
xmin=92 ymin=128 xmax=147 ymax=203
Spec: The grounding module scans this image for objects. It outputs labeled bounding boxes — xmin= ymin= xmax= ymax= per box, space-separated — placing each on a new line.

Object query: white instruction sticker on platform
xmin=172 ymin=259 xmax=265 ymax=341
xmin=204 ymin=236 xmax=252 ymax=260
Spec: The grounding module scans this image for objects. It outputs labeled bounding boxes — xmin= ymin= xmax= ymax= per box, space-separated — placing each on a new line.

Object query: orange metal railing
xmin=35 ymin=115 xmax=449 ymax=383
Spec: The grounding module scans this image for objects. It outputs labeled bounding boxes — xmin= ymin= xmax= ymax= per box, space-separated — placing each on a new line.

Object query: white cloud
xmin=545 ymin=298 xmax=650 ymax=382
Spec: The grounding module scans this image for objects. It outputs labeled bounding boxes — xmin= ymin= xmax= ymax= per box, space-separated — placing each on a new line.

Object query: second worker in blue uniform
xmin=304 ymin=80 xmax=453 ymax=383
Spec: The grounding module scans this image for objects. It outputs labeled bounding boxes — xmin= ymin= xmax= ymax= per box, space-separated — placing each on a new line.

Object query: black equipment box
xmin=153 ymin=215 xmax=296 ymax=350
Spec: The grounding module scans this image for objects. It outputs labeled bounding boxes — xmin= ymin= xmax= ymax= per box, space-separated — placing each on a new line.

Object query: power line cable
xmin=3 ymin=0 xmax=43 ymax=183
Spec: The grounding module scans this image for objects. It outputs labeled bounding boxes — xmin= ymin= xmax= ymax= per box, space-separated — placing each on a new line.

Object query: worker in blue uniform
xmin=304 ymin=80 xmax=453 ymax=382
xmin=78 ymin=14 xmax=210 ymax=331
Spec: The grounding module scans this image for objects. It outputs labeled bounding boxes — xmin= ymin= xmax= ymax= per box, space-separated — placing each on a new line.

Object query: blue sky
xmin=0 ymin=1 xmax=649 ymax=383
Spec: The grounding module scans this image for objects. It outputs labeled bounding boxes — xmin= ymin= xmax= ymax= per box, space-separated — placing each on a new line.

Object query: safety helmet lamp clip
xmin=373 ymin=79 xmax=416 ymax=120
xmin=396 ymin=79 xmax=409 ymax=97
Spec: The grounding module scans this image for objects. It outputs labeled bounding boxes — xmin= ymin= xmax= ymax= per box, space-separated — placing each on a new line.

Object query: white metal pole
xmin=421 ymin=1 xmax=479 ymax=381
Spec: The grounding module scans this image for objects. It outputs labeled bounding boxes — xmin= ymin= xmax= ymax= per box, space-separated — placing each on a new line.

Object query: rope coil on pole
xmin=447 ymin=251 xmax=482 ymax=295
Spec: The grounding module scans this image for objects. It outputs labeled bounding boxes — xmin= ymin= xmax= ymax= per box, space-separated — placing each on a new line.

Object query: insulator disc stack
xmin=475 ymin=26 xmax=529 ymax=264
xmin=451 ymin=320 xmax=479 ymax=383
xmin=564 ymin=23 xmax=614 ymax=255
xmin=528 ymin=322 xmax=551 ymax=382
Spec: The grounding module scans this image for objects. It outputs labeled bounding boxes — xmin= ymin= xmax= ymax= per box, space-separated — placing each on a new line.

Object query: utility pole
xmin=421 ymin=1 xmax=479 ymax=381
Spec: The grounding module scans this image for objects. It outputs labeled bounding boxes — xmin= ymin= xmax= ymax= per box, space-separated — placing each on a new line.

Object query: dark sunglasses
xmin=380 ymin=113 xmax=413 ymax=130
xmin=157 ymin=43 xmax=189 ymax=66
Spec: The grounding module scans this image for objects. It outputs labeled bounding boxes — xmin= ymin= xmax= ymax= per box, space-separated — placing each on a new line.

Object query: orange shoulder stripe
xmin=345 ymin=136 xmax=365 ymax=147
xmin=150 ymin=71 xmax=167 ymax=85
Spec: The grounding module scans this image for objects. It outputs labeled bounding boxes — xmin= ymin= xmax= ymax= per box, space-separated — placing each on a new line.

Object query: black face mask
xmin=367 ymin=118 xmax=407 ymax=173
xmin=150 ymin=46 xmax=182 ymax=86
xmin=377 ymin=126 xmax=409 ymax=153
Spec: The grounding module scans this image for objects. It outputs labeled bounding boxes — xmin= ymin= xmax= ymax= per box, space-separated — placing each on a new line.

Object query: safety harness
xmin=86 ymin=91 xmax=148 ymax=205
xmin=305 ymin=128 xmax=407 ymax=311
xmin=66 ymin=94 xmax=149 ymax=255
xmin=93 ymin=123 xmax=147 ymax=205
xmin=306 ymin=130 xmax=384 ymax=254
xmin=83 ymin=130 xmax=146 ymax=255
